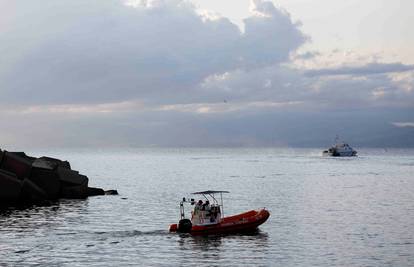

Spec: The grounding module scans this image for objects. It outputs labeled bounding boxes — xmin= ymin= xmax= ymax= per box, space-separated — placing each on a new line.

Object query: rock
xmin=9 ymin=152 xmax=36 ymax=163
xmin=0 ymin=150 xmax=4 ymax=164
xmin=0 ymin=169 xmax=22 ymax=205
xmin=60 ymin=180 xmax=88 ymax=199
xmin=32 ymin=158 xmax=58 ymax=170
xmin=57 ymin=166 xmax=88 ymax=186
xmin=38 ymin=157 xmax=71 ymax=170
xmin=21 ymin=178 xmax=48 ymax=203
xmin=87 ymin=187 xmax=105 ymax=196
xmin=0 ymin=149 xmax=114 ymax=208
xmin=0 ymin=151 xmax=32 ymax=180
xmin=29 ymin=167 xmax=61 ymax=199
xmin=104 ymin=190 xmax=119 ymax=195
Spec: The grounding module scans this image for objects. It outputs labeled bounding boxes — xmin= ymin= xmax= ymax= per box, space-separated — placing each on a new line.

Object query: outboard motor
xmin=178 ymin=219 xmax=192 ymax=233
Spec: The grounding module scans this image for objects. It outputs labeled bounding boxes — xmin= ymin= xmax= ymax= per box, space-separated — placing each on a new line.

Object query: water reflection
xmin=178 ymin=234 xmax=222 ymax=251
xmin=0 ymin=199 xmax=89 ymax=233
xmin=178 ymin=231 xmax=268 ymax=251
xmin=175 ymin=231 xmax=269 ymax=266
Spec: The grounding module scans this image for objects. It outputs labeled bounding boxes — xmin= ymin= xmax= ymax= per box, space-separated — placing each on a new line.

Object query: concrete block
xmin=29 ymin=167 xmax=61 ymax=200
xmin=0 ymin=150 xmax=4 ymax=165
xmin=104 ymin=190 xmax=119 ymax=195
xmin=39 ymin=157 xmax=71 ymax=169
xmin=0 ymin=169 xmax=22 ymax=204
xmin=21 ymin=178 xmax=48 ymax=203
xmin=60 ymin=180 xmax=88 ymax=199
xmin=32 ymin=158 xmax=58 ymax=170
xmin=57 ymin=167 xmax=88 ymax=186
xmin=10 ymin=152 xmax=36 ymax=163
xmin=0 ymin=152 xmax=32 ymax=180
xmin=87 ymin=187 xmax=105 ymax=196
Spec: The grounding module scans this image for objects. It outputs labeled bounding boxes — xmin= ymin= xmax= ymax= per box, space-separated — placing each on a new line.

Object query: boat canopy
xmin=192 ymin=190 xmax=230 ymax=195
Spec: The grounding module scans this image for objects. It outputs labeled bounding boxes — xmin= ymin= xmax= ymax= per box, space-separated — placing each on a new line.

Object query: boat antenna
xmin=221 ymin=192 xmax=224 ymax=218
xmin=180 ymin=198 xmax=185 ymax=219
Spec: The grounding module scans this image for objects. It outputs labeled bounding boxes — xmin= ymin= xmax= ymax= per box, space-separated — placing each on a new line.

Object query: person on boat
xmin=192 ymin=200 xmax=204 ymax=224
xmin=204 ymin=201 xmax=211 ymax=213
xmin=204 ymin=200 xmax=215 ymax=222
xmin=201 ymin=200 xmax=211 ymax=222
xmin=210 ymin=206 xmax=219 ymax=222
xmin=194 ymin=200 xmax=203 ymax=214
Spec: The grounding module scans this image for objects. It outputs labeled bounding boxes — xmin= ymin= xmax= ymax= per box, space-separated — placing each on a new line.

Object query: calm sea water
xmin=1 ymin=148 xmax=413 ymax=266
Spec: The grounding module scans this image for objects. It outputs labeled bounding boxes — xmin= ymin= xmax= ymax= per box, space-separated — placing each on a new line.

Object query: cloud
xmin=1 ymin=104 xmax=413 ymax=148
xmin=241 ymin=0 xmax=307 ymax=67
xmin=0 ymin=0 xmax=306 ymax=106
xmin=1 ymin=0 xmax=412 ymax=110
xmin=0 ymin=0 xmax=413 ymax=148
xmin=294 ymin=51 xmax=321 ymax=60
xmin=392 ymin=122 xmax=414 ymax=128
xmin=305 ymin=62 xmax=414 ymax=77
xmin=199 ymin=63 xmax=414 ymax=110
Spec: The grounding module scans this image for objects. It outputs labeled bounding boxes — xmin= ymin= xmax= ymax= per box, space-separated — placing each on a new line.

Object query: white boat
xmin=323 ymin=137 xmax=357 ymax=157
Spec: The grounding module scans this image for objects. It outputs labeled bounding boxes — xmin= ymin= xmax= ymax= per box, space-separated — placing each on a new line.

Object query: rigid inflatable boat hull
xmin=170 ymin=209 xmax=269 ymax=235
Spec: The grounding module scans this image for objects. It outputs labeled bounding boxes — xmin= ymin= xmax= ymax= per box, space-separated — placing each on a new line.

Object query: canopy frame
xmin=191 ymin=190 xmax=229 ymax=218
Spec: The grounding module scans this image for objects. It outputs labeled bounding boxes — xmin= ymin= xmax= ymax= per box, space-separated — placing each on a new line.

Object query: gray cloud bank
xmin=0 ymin=0 xmax=305 ymax=105
xmin=305 ymin=63 xmax=414 ymax=77
xmin=0 ymin=0 xmax=413 ymax=148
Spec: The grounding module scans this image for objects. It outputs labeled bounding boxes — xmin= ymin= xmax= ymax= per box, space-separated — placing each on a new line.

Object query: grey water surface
xmin=1 ymin=148 xmax=413 ymax=266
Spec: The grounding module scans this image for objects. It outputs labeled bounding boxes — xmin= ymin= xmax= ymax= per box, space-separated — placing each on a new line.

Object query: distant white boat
xmin=323 ymin=136 xmax=357 ymax=157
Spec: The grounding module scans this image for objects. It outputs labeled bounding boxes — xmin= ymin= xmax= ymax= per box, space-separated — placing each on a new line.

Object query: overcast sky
xmin=0 ymin=0 xmax=413 ymax=148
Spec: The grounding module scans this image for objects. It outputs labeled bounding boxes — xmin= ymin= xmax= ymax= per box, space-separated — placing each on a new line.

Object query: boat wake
xmin=92 ymin=229 xmax=169 ymax=238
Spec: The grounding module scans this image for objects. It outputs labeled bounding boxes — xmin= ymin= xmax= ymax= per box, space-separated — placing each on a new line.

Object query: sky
xmin=0 ymin=0 xmax=413 ymax=148
xmin=192 ymin=0 xmax=414 ymax=64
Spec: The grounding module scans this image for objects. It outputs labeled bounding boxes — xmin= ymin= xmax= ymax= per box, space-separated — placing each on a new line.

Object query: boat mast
xmin=335 ymin=134 xmax=339 ymax=145
xmin=220 ymin=192 xmax=224 ymax=218
xmin=180 ymin=198 xmax=185 ymax=219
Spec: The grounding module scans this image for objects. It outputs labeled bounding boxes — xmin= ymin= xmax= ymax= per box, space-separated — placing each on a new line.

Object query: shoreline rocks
xmin=0 ymin=149 xmax=116 ymax=209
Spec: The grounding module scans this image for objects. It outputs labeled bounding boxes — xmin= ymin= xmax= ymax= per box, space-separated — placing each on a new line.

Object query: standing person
xmin=194 ymin=200 xmax=203 ymax=214
xmin=204 ymin=200 xmax=211 ymax=221
xmin=204 ymin=200 xmax=211 ymax=212
xmin=194 ymin=200 xmax=204 ymax=224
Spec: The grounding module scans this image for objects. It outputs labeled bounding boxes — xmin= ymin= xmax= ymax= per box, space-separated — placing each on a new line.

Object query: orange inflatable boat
xmin=169 ymin=190 xmax=270 ymax=235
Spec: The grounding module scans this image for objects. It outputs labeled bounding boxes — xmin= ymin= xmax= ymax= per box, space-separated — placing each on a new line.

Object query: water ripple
xmin=1 ymin=148 xmax=414 ymax=266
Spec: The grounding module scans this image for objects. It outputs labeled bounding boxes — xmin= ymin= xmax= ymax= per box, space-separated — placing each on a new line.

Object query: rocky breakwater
xmin=0 ymin=149 xmax=116 ymax=208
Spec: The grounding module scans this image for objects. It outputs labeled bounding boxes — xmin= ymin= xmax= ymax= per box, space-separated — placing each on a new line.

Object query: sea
xmin=1 ymin=148 xmax=413 ymax=266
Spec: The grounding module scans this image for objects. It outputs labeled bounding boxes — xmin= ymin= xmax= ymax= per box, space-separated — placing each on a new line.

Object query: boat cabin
xmin=179 ymin=190 xmax=229 ymax=226
xmin=323 ymin=136 xmax=357 ymax=157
